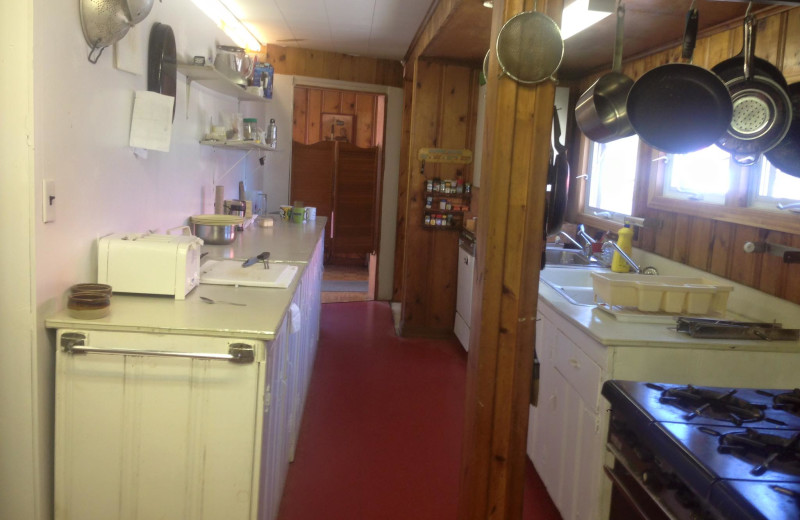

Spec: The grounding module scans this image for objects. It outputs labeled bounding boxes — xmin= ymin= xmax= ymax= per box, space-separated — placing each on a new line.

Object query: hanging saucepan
xmin=495 ymin=9 xmax=564 ymax=84
xmin=480 ymin=50 xmax=490 ymax=86
xmin=764 ymin=83 xmax=800 ymax=177
xmin=546 ymin=108 xmax=569 ymax=237
xmin=80 ymin=0 xmax=131 ymax=63
xmin=575 ymin=3 xmax=634 ymax=143
xmin=626 ymin=6 xmax=733 ymax=154
xmin=712 ymin=11 xmax=792 ymax=166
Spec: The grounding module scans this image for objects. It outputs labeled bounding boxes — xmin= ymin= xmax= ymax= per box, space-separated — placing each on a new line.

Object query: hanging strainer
xmin=495 ymin=10 xmax=564 ymax=84
xmin=80 ymin=0 xmax=132 ymax=63
xmin=122 ymin=0 xmax=154 ymax=25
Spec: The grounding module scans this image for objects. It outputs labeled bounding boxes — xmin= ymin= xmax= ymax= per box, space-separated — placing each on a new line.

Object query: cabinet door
xmin=55 ymin=331 xmax=264 ymax=520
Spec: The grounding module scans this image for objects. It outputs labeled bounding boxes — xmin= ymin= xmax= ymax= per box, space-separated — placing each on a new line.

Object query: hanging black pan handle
xmin=682 ymin=7 xmax=699 ymax=61
xmin=743 ymin=12 xmax=755 ymax=81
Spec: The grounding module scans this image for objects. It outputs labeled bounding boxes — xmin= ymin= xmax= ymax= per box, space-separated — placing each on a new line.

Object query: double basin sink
xmin=540 ymin=248 xmax=605 ymax=306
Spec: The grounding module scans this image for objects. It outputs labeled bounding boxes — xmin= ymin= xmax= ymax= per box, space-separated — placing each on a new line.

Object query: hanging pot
xmin=764 ymin=83 xmax=800 ymax=177
xmin=575 ymin=3 xmax=634 ymax=143
xmin=712 ymin=11 xmax=792 ymax=165
xmin=148 ymin=23 xmax=177 ymax=121
xmin=546 ymin=108 xmax=569 ymax=237
xmin=495 ymin=10 xmax=564 ymax=84
xmin=626 ymin=7 xmax=733 ymax=154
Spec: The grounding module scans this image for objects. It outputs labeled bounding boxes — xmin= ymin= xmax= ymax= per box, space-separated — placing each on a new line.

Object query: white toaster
xmin=97 ymin=232 xmax=204 ymax=299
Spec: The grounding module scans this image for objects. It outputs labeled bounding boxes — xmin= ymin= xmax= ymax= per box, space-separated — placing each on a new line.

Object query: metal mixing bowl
xmin=192 ymin=223 xmax=236 ymax=245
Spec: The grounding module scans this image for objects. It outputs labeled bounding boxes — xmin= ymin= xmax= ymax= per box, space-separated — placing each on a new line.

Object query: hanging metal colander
xmin=495 ymin=10 xmax=564 ymax=84
xmin=80 ymin=0 xmax=132 ymax=63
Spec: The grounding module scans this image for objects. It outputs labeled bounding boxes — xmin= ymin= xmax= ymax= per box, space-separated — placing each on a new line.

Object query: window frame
xmin=575 ymin=129 xmax=800 ymax=236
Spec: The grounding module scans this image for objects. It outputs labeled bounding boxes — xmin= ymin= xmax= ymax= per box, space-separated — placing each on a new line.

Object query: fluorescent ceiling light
xmin=561 ymin=0 xmax=613 ymax=39
xmin=191 ymin=0 xmax=263 ymax=52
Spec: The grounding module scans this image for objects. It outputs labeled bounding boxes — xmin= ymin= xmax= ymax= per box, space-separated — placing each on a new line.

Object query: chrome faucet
xmin=558 ymin=230 xmax=584 ymax=250
xmin=576 ymin=224 xmax=596 ymax=247
xmin=605 ymin=241 xmax=641 ymax=273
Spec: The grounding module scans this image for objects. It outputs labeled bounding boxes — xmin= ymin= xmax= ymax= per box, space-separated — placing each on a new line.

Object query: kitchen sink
xmin=539 ymin=265 xmax=605 ymax=306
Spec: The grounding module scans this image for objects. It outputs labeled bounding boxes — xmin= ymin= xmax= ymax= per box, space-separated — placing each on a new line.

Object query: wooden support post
xmin=458 ymin=0 xmax=562 ymax=518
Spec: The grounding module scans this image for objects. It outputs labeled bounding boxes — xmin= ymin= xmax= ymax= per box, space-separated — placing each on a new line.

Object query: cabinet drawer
xmin=554 ymin=330 xmax=602 ymax=412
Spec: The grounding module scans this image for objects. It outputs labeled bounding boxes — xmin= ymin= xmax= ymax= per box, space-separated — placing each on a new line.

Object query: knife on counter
xmin=243 ymin=251 xmax=270 ymax=268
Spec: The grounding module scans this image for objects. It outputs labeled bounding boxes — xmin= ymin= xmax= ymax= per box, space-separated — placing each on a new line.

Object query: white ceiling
xmin=235 ymin=0 xmax=436 ymax=60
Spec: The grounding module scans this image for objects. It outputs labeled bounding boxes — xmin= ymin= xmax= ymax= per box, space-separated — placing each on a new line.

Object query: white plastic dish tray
xmin=590 ymin=272 xmax=733 ymax=315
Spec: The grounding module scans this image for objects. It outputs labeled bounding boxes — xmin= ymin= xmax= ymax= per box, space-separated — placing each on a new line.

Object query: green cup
xmin=291 ymin=206 xmax=305 ymax=223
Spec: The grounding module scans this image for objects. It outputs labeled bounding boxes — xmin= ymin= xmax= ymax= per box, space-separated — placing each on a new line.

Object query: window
xmin=752 ymin=159 xmax=800 ymax=208
xmin=584 ymin=135 xmax=639 ymax=220
xmin=662 ymin=145 xmax=731 ymax=204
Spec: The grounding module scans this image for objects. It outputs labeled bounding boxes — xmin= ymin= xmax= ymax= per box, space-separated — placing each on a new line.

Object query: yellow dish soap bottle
xmin=611 ymin=224 xmax=634 ymax=273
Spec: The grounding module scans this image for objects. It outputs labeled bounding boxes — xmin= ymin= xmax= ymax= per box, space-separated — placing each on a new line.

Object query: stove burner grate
xmin=773 ymin=389 xmax=800 ymax=417
xmin=657 ymin=385 xmax=766 ymax=426
xmin=716 ymin=428 xmax=800 ymax=476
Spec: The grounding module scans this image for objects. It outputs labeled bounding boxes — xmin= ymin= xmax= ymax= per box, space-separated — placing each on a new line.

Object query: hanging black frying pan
xmin=148 ymin=22 xmax=177 ymax=121
xmin=764 ymin=83 xmax=800 ymax=177
xmin=712 ymin=11 xmax=791 ymax=165
xmin=545 ymin=108 xmax=569 ymax=237
xmin=626 ymin=6 xmax=732 ymax=154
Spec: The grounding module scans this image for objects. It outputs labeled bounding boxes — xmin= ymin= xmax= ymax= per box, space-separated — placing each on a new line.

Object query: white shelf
xmin=200 ymin=139 xmax=278 ymax=152
xmin=177 ymin=64 xmax=267 ymax=103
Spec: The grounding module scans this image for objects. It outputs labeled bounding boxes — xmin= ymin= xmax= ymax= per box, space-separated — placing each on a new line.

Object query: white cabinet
xmin=528 ymin=305 xmax=609 ymax=520
xmin=52 ymin=236 xmax=325 ymax=520
xmin=54 ymin=331 xmax=266 ymax=520
xmin=454 ymin=243 xmax=475 ymax=350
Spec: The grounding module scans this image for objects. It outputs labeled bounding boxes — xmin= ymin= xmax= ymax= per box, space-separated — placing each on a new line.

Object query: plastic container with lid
xmin=243 ymin=118 xmax=258 ymax=140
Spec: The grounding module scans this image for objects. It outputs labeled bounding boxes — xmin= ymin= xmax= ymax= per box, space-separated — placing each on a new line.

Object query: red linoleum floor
xmin=278 ymin=301 xmax=561 ymax=520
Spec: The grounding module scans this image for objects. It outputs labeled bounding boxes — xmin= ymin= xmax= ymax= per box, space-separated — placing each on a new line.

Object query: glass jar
xmin=243 ymin=118 xmax=258 ymax=140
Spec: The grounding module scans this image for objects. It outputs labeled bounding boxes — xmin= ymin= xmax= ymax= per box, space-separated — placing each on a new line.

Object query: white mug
xmin=305 ymin=207 xmax=316 ymax=221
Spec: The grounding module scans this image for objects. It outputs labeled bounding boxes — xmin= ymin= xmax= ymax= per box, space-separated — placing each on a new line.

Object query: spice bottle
xmin=266 ymin=118 xmax=277 ymax=149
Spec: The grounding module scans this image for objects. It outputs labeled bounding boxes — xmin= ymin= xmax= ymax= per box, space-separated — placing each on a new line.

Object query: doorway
xmin=291 ymin=85 xmax=387 ymax=302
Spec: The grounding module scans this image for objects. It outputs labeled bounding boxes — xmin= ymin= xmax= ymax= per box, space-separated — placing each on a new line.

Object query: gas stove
xmin=602 ymin=380 xmax=800 ymax=520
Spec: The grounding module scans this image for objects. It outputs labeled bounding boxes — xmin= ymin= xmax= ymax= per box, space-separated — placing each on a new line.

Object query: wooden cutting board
xmin=200 ymin=260 xmax=298 ymax=288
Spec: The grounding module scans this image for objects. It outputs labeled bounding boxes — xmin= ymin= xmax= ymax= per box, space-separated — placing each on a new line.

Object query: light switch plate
xmin=43 ymin=179 xmax=55 ymax=223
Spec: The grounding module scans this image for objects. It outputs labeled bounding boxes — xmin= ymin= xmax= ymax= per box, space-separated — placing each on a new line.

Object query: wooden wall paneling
xmin=706 ymin=28 xmax=734 ymax=69
xmin=341 ymin=91 xmax=357 ymax=115
xmin=758 ymin=230 xmax=791 ymax=297
xmin=784 ymin=9 xmax=800 ymax=79
xmin=709 ymin=221 xmax=735 ymax=277
xmin=307 ymin=89 xmax=323 ymax=144
xmin=400 ymin=59 xmax=444 ymax=334
xmin=355 ymin=93 xmax=376 ymax=148
xmin=266 ymin=43 xmax=403 ymax=88
xmin=393 ymin=79 xmax=414 ymax=302
xmin=293 ymin=88 xmax=308 ymax=144
xmin=654 ymin=211 xmax=676 ymax=258
xmin=754 ymin=13 xmax=784 ymax=68
xmin=687 ymin=217 xmax=713 ymax=270
xmin=784 ymin=234 xmax=800 ymax=304
xmin=322 ymin=91 xmax=341 ymax=114
xmin=427 ymin=63 xmax=474 ymax=333
xmin=728 ymin=225 xmax=762 ymax=287
xmin=671 ymin=214 xmax=691 ymax=264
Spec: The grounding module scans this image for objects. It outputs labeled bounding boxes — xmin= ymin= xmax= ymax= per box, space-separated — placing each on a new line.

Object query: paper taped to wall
xmin=129 ymin=90 xmax=174 ymax=152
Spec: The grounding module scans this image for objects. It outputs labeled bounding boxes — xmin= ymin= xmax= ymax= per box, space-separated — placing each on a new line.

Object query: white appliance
xmin=454 ymin=235 xmax=475 ymax=351
xmin=97 ymin=232 xmax=203 ymax=299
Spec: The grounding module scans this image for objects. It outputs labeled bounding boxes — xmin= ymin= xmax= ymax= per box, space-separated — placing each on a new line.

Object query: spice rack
xmin=423 ymin=179 xmax=471 ymax=230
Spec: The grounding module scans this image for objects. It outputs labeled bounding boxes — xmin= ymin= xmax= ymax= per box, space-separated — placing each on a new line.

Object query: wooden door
xmin=290 ymin=140 xmax=336 ymax=251
xmin=332 ymin=142 xmax=381 ymax=261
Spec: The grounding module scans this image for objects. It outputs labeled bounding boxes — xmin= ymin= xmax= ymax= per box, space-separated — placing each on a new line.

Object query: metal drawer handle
xmin=569 ymin=358 xmax=580 ymax=369
xmin=60 ymin=332 xmax=255 ymax=364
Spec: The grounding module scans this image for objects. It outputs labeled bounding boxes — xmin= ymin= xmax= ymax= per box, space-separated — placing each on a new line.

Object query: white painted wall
xmin=0 ymin=2 xmax=38 ymax=519
xmin=2 ymin=2 xmax=403 ymax=517
xmin=13 ymin=1 xmax=295 ymax=518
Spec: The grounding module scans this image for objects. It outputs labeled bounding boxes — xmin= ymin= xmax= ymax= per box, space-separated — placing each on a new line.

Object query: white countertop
xmin=538 ymin=252 xmax=800 ymax=352
xmin=45 ymin=218 xmax=327 ymax=341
